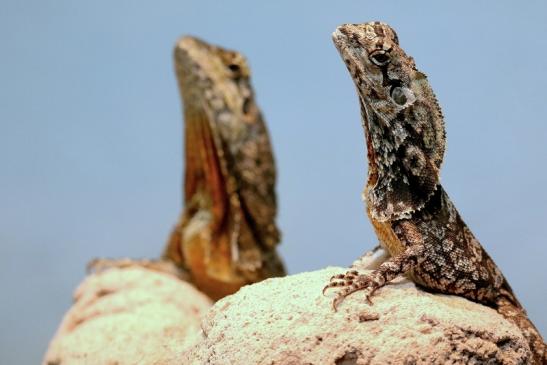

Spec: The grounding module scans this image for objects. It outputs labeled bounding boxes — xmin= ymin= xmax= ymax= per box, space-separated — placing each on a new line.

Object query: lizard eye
xmin=228 ymin=64 xmax=241 ymax=72
xmin=369 ymin=51 xmax=391 ymax=66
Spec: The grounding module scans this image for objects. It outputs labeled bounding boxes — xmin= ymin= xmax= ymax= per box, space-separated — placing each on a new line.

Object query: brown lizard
xmin=323 ymin=22 xmax=545 ymax=363
xmin=162 ymin=36 xmax=285 ymax=300
xmin=91 ymin=37 xmax=285 ymax=301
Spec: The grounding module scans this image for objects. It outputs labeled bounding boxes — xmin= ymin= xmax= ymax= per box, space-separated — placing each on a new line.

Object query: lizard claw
xmin=322 ymin=280 xmax=345 ymax=295
xmin=323 ymin=270 xmax=379 ymax=311
xmin=329 ymin=273 xmax=346 ymax=281
xmin=324 ymin=269 xmax=361 ymax=288
xmin=332 ymin=285 xmax=376 ymax=311
xmin=332 ymin=294 xmax=344 ymax=312
xmin=323 ymin=269 xmax=360 ymax=295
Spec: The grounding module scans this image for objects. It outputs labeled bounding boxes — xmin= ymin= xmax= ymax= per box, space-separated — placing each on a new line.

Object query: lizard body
xmin=163 ymin=37 xmax=285 ymax=300
xmin=324 ymin=22 xmax=545 ymax=363
xmin=91 ymin=37 xmax=284 ymax=301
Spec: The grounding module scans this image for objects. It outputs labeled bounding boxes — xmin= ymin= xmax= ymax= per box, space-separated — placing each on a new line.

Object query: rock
xmin=43 ymin=266 xmax=212 ymax=365
xmin=182 ymin=267 xmax=531 ymax=365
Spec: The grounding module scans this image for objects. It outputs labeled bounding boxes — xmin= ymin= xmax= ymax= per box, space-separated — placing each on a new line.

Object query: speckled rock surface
xmin=182 ymin=267 xmax=531 ymax=365
xmin=43 ymin=266 xmax=212 ymax=365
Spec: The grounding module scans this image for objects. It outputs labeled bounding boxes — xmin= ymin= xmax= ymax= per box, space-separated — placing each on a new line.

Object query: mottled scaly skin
xmin=323 ymin=22 xmax=545 ymax=363
xmin=90 ymin=37 xmax=284 ymax=301
xmin=163 ymin=37 xmax=285 ymax=300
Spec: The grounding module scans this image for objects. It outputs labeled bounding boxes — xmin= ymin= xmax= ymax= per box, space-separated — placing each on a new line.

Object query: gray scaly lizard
xmin=322 ymin=22 xmax=545 ymax=363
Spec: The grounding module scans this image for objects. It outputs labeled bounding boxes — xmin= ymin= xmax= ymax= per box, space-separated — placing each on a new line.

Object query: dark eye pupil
xmin=228 ymin=64 xmax=240 ymax=72
xmin=374 ymin=54 xmax=388 ymax=63
xmin=371 ymin=53 xmax=390 ymax=65
xmin=391 ymin=87 xmax=407 ymax=105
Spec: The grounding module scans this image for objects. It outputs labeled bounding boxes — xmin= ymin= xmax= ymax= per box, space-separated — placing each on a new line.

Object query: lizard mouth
xmin=331 ymin=27 xmax=347 ymax=51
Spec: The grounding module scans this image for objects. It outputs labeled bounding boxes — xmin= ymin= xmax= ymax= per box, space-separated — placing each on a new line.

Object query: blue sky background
xmin=1 ymin=1 xmax=546 ymax=363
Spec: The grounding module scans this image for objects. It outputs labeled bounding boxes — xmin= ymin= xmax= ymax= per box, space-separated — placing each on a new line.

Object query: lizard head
xmin=174 ymin=36 xmax=257 ymax=125
xmin=333 ymin=22 xmax=446 ymax=221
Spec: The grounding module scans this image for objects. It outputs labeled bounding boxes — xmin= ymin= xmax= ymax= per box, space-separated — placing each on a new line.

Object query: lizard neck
xmin=182 ymin=100 xmax=230 ymax=221
xmin=357 ymin=89 xmax=445 ymax=222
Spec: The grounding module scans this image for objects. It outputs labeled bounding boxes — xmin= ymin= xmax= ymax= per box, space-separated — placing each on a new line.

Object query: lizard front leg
xmin=324 ymin=243 xmax=424 ymax=311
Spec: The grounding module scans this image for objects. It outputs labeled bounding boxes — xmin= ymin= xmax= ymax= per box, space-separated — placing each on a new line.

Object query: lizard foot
xmin=323 ymin=270 xmax=380 ymax=311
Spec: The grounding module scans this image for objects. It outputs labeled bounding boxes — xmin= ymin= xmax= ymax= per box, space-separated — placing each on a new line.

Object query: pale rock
xmin=43 ymin=266 xmax=212 ymax=365
xmin=43 ymin=266 xmax=532 ymax=364
xmin=182 ymin=267 xmax=531 ymax=365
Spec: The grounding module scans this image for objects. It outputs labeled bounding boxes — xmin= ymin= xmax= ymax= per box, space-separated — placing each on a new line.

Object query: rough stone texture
xmin=182 ymin=267 xmax=531 ymax=365
xmin=43 ymin=266 xmax=212 ymax=365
